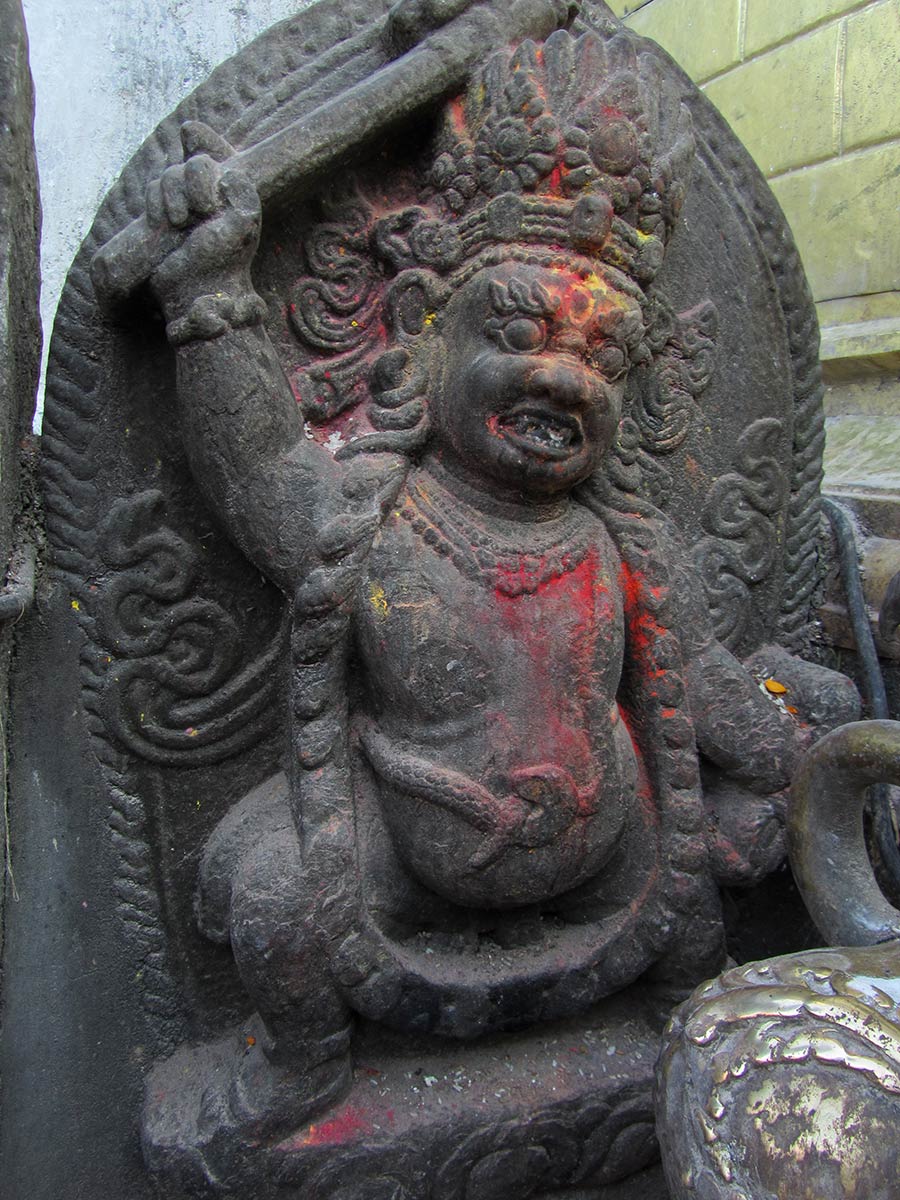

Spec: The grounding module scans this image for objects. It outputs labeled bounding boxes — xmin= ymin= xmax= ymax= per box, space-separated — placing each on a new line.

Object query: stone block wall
xmin=610 ymin=0 xmax=900 ymax=545
xmin=609 ymin=0 xmax=899 ymax=321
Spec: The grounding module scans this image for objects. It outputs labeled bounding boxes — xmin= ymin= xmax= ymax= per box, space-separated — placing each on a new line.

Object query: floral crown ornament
xmin=412 ymin=28 xmax=695 ymax=289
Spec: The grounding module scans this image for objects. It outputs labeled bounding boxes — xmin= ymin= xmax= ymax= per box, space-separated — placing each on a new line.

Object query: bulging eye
xmin=499 ymin=317 xmax=547 ymax=354
xmin=592 ymin=342 xmax=628 ymax=381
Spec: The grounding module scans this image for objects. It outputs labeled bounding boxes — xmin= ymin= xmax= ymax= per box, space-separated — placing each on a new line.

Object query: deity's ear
xmin=384 ymin=269 xmax=451 ymax=344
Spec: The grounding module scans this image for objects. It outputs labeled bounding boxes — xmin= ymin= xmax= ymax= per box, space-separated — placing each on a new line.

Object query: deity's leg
xmin=223 ymin=825 xmax=353 ymax=1124
xmin=143 ymin=778 xmax=352 ymax=1180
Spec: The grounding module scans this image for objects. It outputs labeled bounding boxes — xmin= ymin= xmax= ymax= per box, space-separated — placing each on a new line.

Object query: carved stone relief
xmin=1 ymin=2 xmax=867 ymax=1198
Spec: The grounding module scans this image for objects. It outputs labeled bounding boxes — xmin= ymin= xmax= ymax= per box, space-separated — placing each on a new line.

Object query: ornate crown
xmin=374 ymin=28 xmax=695 ymax=291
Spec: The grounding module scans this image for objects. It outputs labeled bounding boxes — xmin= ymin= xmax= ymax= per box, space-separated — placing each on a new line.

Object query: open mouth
xmin=493 ymin=407 xmax=583 ymax=460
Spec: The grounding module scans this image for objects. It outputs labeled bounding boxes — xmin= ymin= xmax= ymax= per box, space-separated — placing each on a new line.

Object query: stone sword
xmin=90 ymin=0 xmax=581 ymax=309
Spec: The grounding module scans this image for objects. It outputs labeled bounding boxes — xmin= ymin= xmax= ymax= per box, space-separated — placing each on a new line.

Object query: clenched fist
xmin=146 ymin=122 xmax=262 ymax=325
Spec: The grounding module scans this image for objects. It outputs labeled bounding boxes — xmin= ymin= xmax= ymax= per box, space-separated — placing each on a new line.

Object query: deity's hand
xmin=385 ymin=0 xmax=478 ymax=52
xmin=145 ymin=122 xmax=262 ymax=325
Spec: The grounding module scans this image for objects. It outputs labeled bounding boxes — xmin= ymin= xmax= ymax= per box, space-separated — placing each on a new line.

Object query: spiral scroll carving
xmin=95 ymin=491 xmax=283 ymax=767
xmin=693 ymin=418 xmax=787 ymax=649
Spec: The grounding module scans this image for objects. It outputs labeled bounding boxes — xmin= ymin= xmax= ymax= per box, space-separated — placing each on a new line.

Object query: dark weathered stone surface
xmin=0 ymin=0 xmax=39 ymax=564
xmin=0 ymin=5 xmax=45 ymax=1195
xmin=0 ymin=0 xmax=41 ymax=1155
xmin=1 ymin=2 xmax=865 ymax=1197
xmin=0 ymin=0 xmax=40 ymax=937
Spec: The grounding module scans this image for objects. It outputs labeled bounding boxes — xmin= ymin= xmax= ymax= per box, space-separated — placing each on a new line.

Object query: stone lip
xmin=824 ymin=416 xmax=900 ymax=496
xmin=0 ymin=0 xmax=40 ymax=560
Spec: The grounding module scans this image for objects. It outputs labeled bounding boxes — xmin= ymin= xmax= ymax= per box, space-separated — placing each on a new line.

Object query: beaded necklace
xmin=398 ymin=467 xmax=600 ymax=596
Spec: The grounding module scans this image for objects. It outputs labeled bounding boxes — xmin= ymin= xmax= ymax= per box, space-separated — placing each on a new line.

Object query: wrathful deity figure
xmin=134 ymin=25 xmax=857 ymax=1185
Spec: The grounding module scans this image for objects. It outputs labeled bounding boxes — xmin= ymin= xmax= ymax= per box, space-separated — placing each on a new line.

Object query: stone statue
xmin=34 ymin=1 xmax=861 ymax=1196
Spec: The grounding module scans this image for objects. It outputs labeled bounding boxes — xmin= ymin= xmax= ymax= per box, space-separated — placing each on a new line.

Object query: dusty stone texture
xmin=3 ymin=1 xmax=862 ymax=1197
xmin=0 ymin=0 xmax=39 ymax=576
xmin=0 ymin=0 xmax=40 ymax=946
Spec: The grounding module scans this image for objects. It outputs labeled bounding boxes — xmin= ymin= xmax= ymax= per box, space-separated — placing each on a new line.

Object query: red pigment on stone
xmin=492 ymin=551 xmax=607 ymax=770
xmin=618 ymin=562 xmax=667 ymax=658
xmin=301 ymin=1106 xmax=374 ymax=1146
xmin=449 ymin=96 xmax=467 ymax=135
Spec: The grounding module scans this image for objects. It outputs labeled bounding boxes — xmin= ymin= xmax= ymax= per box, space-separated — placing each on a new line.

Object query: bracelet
xmin=166 ymin=292 xmax=268 ymax=346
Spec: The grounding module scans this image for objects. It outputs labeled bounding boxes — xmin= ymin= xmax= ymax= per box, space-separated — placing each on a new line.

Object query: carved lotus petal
xmin=408 ymin=220 xmax=464 ymax=270
xmin=456 ymin=174 xmax=477 ymax=200
xmin=564 ymin=148 xmax=591 ymax=168
xmin=491 ymin=118 xmax=530 ymax=163
xmin=478 ymin=161 xmax=523 ymax=196
xmin=612 ymin=182 xmax=633 ymax=213
xmin=516 ymin=162 xmax=541 ymax=188
xmin=566 ymin=125 xmax=590 ymax=150
xmin=562 ymin=165 xmax=599 ymax=194
xmin=431 ymin=151 xmax=455 ymax=188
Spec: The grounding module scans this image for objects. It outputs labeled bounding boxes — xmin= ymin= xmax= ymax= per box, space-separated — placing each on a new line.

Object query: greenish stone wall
xmin=608 ymin=0 xmax=900 ymax=507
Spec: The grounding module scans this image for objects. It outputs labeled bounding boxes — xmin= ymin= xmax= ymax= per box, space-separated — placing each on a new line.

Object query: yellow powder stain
xmin=71 ymin=599 xmax=80 ymax=611
xmin=423 ymin=312 xmax=436 ymax=327
xmin=369 ymin=583 xmax=389 ymax=618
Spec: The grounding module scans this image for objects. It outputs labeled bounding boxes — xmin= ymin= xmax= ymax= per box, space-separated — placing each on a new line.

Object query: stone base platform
xmin=146 ymin=990 xmax=670 ymax=1199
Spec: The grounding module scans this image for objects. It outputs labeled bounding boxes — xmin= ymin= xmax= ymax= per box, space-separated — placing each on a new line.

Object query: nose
xmin=528 ymin=360 xmax=595 ymax=409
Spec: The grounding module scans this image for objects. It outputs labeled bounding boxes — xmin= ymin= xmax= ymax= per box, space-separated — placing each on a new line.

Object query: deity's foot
xmin=141 ymin=1015 xmax=352 ymax=1193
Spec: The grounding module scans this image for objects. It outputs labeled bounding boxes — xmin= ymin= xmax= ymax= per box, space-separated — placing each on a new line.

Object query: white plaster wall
xmin=23 ymin=0 xmax=313 ymax=425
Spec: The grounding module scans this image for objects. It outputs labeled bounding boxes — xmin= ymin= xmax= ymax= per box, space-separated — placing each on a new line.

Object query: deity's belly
xmin=355 ymin=503 xmax=637 ymax=909
xmin=359 ymin=713 xmax=639 ymax=909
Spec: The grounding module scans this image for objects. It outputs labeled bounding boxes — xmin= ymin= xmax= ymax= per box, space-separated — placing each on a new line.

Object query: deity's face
xmin=430 ymin=260 xmax=643 ymax=500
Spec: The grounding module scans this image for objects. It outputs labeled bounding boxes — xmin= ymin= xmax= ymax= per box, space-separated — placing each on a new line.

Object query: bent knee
xmin=195 ymin=771 xmax=295 ymax=943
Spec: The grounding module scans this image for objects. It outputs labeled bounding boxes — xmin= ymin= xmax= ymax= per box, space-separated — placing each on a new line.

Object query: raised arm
xmin=146 ymin=126 xmax=338 ymax=592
